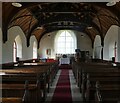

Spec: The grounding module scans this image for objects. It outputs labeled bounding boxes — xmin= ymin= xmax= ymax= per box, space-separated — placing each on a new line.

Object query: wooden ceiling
xmin=2 ymin=2 xmax=120 ymax=48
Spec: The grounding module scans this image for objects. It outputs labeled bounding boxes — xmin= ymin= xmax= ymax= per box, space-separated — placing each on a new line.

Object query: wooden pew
xmin=17 ymin=61 xmax=59 ymax=93
xmin=84 ymin=75 xmax=120 ymax=102
xmin=1 ymin=72 xmax=47 ymax=102
xmin=1 ymin=80 xmax=42 ymax=103
xmin=1 ymin=61 xmax=59 ymax=102
xmin=80 ymin=66 xmax=120 ymax=93
xmin=72 ymin=63 xmax=120 ymax=100
xmin=72 ymin=61 xmax=120 ymax=102
xmin=80 ymin=69 xmax=120 ymax=94
xmin=17 ymin=61 xmax=59 ymax=92
xmin=71 ymin=61 xmax=115 ymax=90
xmin=80 ymin=69 xmax=120 ymax=101
xmin=95 ymin=81 xmax=120 ymax=103
xmin=0 ymin=98 xmax=23 ymax=103
xmin=0 ymin=62 xmax=14 ymax=69
xmin=81 ymin=68 xmax=120 ymax=93
xmin=72 ymin=61 xmax=82 ymax=88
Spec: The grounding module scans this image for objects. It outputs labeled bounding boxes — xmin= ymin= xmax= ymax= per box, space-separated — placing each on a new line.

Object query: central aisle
xmin=51 ymin=69 xmax=72 ymax=103
xmin=45 ymin=68 xmax=82 ymax=103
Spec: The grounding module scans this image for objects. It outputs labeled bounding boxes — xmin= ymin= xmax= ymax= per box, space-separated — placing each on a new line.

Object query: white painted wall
xmin=0 ymin=28 xmax=2 ymax=65
xmin=75 ymin=31 xmax=93 ymax=57
xmin=118 ymin=28 xmax=120 ymax=62
xmin=39 ymin=30 xmax=93 ymax=59
xmin=39 ymin=32 xmax=56 ymax=59
xmin=2 ymin=26 xmax=38 ymax=64
xmin=2 ymin=38 xmax=14 ymax=63
xmin=93 ymin=35 xmax=102 ymax=59
xmin=103 ymin=25 xmax=119 ymax=61
xmin=2 ymin=26 xmax=38 ymax=63
xmin=2 ymin=26 xmax=26 ymax=63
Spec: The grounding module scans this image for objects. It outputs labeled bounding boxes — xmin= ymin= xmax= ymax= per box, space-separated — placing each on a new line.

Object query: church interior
xmin=0 ymin=1 xmax=120 ymax=103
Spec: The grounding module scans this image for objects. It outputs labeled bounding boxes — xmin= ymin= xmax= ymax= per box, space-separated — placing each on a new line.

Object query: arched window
xmin=13 ymin=35 xmax=22 ymax=62
xmin=33 ymin=41 xmax=37 ymax=59
xmin=55 ymin=30 xmax=76 ymax=54
xmin=13 ymin=41 xmax=17 ymax=62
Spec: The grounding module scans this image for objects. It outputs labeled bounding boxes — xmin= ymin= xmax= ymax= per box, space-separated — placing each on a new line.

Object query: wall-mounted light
xmin=106 ymin=0 xmax=120 ymax=6
xmin=106 ymin=0 xmax=116 ymax=6
xmin=12 ymin=2 xmax=22 ymax=7
xmin=87 ymin=12 xmax=93 ymax=30
xmin=81 ymin=34 xmax=84 ymax=37
xmin=47 ymin=34 xmax=50 ymax=36
xmin=87 ymin=26 xmax=93 ymax=29
xmin=36 ymin=26 xmax=43 ymax=30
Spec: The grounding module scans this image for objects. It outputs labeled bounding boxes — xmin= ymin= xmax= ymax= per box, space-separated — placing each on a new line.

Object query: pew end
xmin=95 ymin=81 xmax=102 ymax=103
xmin=0 ymin=97 xmax=23 ymax=103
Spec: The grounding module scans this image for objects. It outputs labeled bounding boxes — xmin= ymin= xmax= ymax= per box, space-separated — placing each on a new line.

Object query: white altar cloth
xmin=59 ymin=57 xmax=70 ymax=64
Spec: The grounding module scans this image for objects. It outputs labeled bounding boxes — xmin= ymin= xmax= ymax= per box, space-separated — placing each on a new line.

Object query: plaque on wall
xmin=46 ymin=49 xmax=51 ymax=55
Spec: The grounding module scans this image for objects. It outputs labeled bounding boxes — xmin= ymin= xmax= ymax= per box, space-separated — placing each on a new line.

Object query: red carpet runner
xmin=51 ymin=69 xmax=72 ymax=103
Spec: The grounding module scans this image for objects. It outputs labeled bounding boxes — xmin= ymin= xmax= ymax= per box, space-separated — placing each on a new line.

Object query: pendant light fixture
xmin=106 ymin=0 xmax=120 ymax=6
xmin=12 ymin=2 xmax=22 ymax=7
xmin=87 ymin=12 xmax=93 ymax=30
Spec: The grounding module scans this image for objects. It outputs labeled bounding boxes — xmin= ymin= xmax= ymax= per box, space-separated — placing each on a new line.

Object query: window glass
xmin=56 ymin=30 xmax=76 ymax=54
